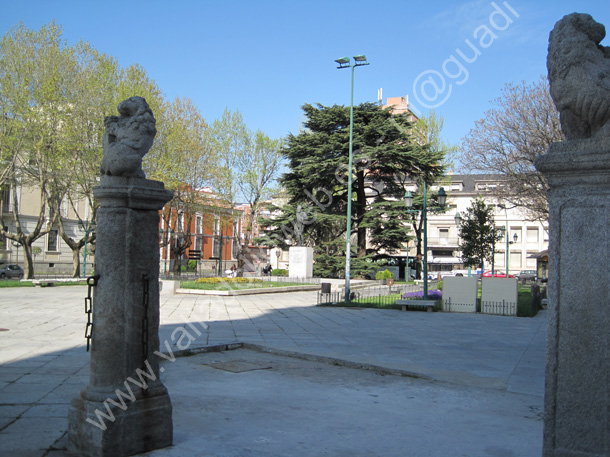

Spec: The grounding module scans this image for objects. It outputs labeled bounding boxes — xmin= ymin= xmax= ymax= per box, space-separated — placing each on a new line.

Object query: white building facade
xmin=403 ymin=174 xmax=548 ymax=278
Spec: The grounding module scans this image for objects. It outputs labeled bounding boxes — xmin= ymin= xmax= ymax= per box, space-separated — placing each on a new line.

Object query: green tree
xmin=0 ymin=21 xmax=77 ymax=278
xmin=460 ymin=77 xmax=562 ymax=221
xmin=457 ymin=198 xmax=502 ymax=272
xmin=157 ymin=96 xmax=214 ymax=273
xmin=0 ymin=22 xmax=172 ymax=278
xmin=210 ymin=108 xmax=252 ymax=276
xmin=259 ymin=102 xmax=446 ymax=278
xmin=404 ymin=111 xmax=455 ymax=279
xmin=50 ymin=42 xmax=119 ymax=277
xmin=236 ymin=130 xmax=283 ymax=273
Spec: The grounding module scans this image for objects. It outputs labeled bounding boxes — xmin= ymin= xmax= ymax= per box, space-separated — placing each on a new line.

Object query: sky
xmin=1 ymin=0 xmax=609 ymax=170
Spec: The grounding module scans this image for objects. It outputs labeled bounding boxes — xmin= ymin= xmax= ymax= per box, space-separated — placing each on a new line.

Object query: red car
xmin=481 ymin=270 xmax=515 ymax=278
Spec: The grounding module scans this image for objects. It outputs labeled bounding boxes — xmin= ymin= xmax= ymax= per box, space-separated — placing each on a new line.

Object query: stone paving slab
xmin=0 ymin=286 xmax=547 ymax=456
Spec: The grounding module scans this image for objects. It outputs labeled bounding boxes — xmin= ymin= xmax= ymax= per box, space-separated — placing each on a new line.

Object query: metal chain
xmin=84 ymin=274 xmax=100 ymax=352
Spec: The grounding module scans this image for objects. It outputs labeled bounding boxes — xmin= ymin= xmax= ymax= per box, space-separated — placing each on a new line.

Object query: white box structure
xmin=443 ymin=276 xmax=477 ymax=313
xmin=288 ymin=246 xmax=313 ymax=279
xmin=481 ymin=278 xmax=518 ymax=316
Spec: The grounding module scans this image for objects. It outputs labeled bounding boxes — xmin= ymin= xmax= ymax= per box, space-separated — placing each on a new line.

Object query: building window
xmin=232 ymin=237 xmax=239 ymax=259
xmin=1 ymin=186 xmax=11 ymax=212
xmin=526 ymin=227 xmax=539 ymax=243
xmin=212 ymin=216 xmax=220 ymax=258
xmin=60 ymin=197 xmax=68 ymax=218
xmin=439 ymin=228 xmax=449 ymax=244
xmin=495 ymin=250 xmax=505 ymax=267
xmin=47 ymin=230 xmax=59 ymax=252
xmin=510 ymin=227 xmax=522 ymax=244
xmin=510 ymin=251 xmax=522 ymax=269
xmin=176 ymin=212 xmax=184 ymax=232
xmin=195 ymin=215 xmax=202 ymax=235
xmin=195 ymin=236 xmax=203 ymax=252
xmin=526 ymin=251 xmax=537 ymax=268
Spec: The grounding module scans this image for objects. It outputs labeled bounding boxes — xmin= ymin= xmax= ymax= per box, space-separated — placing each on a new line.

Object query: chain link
xmin=84 ymin=274 xmax=100 ymax=352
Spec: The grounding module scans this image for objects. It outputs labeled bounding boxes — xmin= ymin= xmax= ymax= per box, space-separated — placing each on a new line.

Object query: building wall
xmin=159 ymin=206 xmax=239 ymax=275
xmin=1 ymin=184 xmax=96 ymax=275
xmin=406 ymin=175 xmax=549 ymax=276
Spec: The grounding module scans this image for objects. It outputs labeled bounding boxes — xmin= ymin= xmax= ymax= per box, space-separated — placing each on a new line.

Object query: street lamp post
xmin=404 ymin=183 xmax=447 ymax=300
xmin=498 ymin=226 xmax=518 ymax=275
xmin=335 ymin=55 xmax=369 ymax=303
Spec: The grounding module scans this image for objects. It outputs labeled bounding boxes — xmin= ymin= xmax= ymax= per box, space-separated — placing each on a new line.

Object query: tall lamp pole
xmin=501 ymin=228 xmax=518 ymax=275
xmin=404 ymin=183 xmax=447 ymax=300
xmin=335 ymin=55 xmax=369 ymax=303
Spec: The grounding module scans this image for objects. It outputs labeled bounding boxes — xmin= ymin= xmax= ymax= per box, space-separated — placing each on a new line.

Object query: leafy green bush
xmin=187 ymin=260 xmax=197 ymax=271
xmin=375 ymin=269 xmax=394 ymax=280
xmin=271 ymin=268 xmax=288 ymax=276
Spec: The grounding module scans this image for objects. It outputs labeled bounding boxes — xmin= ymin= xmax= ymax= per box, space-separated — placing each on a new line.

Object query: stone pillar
xmin=68 ymin=176 xmax=173 ymax=457
xmin=536 ymin=141 xmax=610 ymax=456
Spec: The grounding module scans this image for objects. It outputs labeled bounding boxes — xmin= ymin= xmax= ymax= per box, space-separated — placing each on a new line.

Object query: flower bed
xmin=402 ymin=289 xmax=443 ymax=300
xmin=194 ymin=277 xmax=263 ymax=285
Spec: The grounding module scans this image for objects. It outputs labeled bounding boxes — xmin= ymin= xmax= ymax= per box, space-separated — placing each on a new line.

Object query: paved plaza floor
xmin=0 ymin=286 xmax=547 ymax=456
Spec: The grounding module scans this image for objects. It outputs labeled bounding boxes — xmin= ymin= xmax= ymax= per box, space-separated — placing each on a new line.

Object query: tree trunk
xmin=236 ymin=242 xmax=246 ymax=277
xmin=72 ymin=248 xmax=81 ymax=278
xmin=356 ymin=170 xmax=367 ymax=257
xmin=413 ymin=218 xmax=424 ymax=280
xmin=22 ymin=242 xmax=34 ymax=279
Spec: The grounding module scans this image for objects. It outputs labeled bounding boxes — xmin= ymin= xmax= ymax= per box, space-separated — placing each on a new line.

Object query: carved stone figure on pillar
xmin=99 ymin=96 xmax=156 ymax=178
xmin=537 ymin=12 xmax=610 ymax=457
xmin=68 ymin=96 xmax=173 ymax=457
xmin=547 ymin=12 xmax=610 ymax=143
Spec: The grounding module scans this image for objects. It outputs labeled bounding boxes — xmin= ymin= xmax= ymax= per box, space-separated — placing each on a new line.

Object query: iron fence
xmin=317 ymin=283 xmax=422 ymax=306
xmin=481 ymin=300 xmax=517 ymax=316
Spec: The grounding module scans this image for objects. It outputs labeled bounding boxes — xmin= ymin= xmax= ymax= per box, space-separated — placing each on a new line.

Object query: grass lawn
xmin=517 ymin=285 xmax=536 ymax=317
xmin=180 ymin=279 xmax=314 ymax=291
xmin=0 ymin=279 xmax=88 ymax=288
xmin=0 ymin=280 xmax=34 ymax=287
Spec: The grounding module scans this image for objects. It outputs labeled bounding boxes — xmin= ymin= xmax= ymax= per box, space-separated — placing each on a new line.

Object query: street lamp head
xmin=454 ymin=211 xmax=462 ymax=226
xmin=335 ymin=56 xmax=350 ymax=68
xmin=353 ymin=55 xmax=369 ymax=66
xmin=437 ymin=187 xmax=447 ymax=206
xmin=513 ymin=233 xmax=518 ymax=242
xmin=404 ymin=190 xmax=414 ymax=208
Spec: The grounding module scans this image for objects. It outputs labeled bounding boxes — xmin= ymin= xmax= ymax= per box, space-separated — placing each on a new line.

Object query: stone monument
xmin=536 ymin=13 xmax=610 ymax=457
xmin=289 ymin=246 xmax=314 ymax=279
xmin=68 ymin=97 xmax=174 ymax=456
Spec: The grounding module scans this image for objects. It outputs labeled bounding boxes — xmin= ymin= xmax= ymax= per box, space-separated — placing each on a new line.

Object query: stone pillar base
xmin=67 ymin=392 xmax=172 ymax=457
xmin=536 ymin=141 xmax=610 ymax=456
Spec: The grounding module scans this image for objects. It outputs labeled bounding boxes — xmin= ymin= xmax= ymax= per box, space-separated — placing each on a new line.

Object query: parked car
xmin=480 ymin=270 xmax=515 ymax=278
xmin=516 ymin=270 xmax=537 ymax=281
xmin=0 ymin=264 xmax=24 ymax=279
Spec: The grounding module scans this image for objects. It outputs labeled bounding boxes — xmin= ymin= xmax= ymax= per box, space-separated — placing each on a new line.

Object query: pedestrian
xmin=230 ymin=264 xmax=236 ymax=277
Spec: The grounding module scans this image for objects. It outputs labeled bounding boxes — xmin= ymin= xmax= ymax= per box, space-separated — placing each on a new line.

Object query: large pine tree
xmin=258 ymin=102 xmax=446 ymax=278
